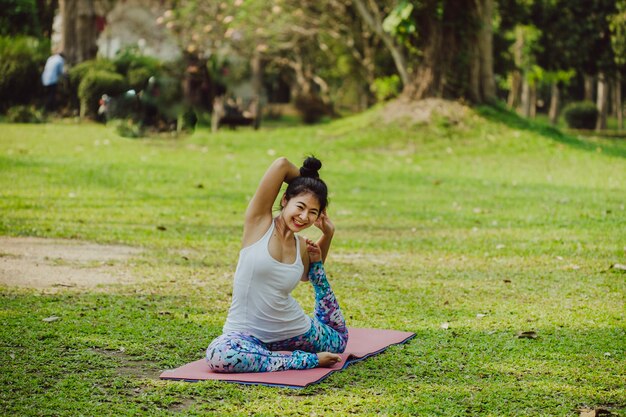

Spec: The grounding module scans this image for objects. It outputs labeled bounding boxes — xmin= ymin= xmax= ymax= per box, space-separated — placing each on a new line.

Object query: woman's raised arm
xmin=243 ymin=158 xmax=300 ymax=242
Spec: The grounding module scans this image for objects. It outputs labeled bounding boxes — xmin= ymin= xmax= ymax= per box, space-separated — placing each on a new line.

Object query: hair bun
xmin=300 ymin=156 xmax=322 ymax=178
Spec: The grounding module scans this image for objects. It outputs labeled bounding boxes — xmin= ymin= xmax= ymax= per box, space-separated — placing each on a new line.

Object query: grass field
xmin=1 ymin=103 xmax=625 ymax=416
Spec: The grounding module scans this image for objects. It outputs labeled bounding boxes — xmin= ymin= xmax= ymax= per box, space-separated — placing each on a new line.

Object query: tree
xmin=59 ymin=0 xmax=98 ymax=64
xmin=353 ymin=0 xmax=496 ymax=104
xmin=609 ymin=0 xmax=626 ymax=129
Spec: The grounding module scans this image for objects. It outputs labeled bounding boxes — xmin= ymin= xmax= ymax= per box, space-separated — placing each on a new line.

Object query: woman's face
xmin=281 ymin=192 xmax=321 ymax=232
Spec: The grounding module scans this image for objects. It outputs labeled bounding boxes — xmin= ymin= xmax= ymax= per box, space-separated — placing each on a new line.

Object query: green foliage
xmin=109 ymin=118 xmax=144 ymax=138
xmin=113 ymin=46 xmax=162 ymax=90
xmin=563 ymin=101 xmax=599 ymax=129
xmin=609 ymin=0 xmax=626 ymax=67
xmin=126 ymin=67 xmax=153 ymax=91
xmin=0 ymin=35 xmax=49 ymax=110
xmin=371 ymin=75 xmax=401 ymax=102
xmin=68 ymin=59 xmax=117 ymax=87
xmin=0 ymin=0 xmax=40 ymax=36
xmin=77 ymin=70 xmax=127 ymax=118
xmin=382 ymin=1 xmax=416 ymax=38
xmin=6 ymin=104 xmax=45 ymax=123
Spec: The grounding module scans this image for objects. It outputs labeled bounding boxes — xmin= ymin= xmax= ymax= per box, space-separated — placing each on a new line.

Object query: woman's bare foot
xmin=317 ymin=352 xmax=342 ymax=367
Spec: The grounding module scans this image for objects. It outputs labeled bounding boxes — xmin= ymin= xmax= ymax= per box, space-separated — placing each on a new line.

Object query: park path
xmin=0 ymin=237 xmax=141 ymax=290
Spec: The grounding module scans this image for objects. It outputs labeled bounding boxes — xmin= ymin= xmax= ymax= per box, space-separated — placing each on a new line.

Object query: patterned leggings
xmin=206 ymin=261 xmax=349 ymax=373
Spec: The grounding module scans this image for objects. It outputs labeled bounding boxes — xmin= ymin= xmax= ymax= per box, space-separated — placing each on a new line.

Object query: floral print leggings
xmin=206 ymin=261 xmax=349 ymax=373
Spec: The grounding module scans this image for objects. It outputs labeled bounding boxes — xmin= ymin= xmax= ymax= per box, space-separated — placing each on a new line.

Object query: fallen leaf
xmin=503 ymin=279 xmax=512 ymax=284
xmin=441 ymin=322 xmax=450 ymax=330
xmin=476 ymin=313 xmax=487 ymax=318
xmin=610 ymin=263 xmax=626 ymax=271
xmin=156 ymin=225 xmax=167 ymax=231
xmin=517 ymin=331 xmax=538 ymax=339
xmin=42 ymin=316 xmax=60 ymax=323
xmin=196 ymin=183 xmax=204 ymax=189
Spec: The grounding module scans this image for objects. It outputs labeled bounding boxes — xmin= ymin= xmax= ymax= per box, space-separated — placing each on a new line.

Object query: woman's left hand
xmin=314 ymin=210 xmax=335 ymax=237
xmin=306 ymin=238 xmax=322 ymax=263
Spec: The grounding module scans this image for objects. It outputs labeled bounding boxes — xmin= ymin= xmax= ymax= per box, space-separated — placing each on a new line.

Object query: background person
xmin=41 ymin=51 xmax=66 ymax=113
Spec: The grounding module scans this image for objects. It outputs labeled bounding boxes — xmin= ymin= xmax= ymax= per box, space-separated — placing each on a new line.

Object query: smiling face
xmin=280 ymin=192 xmax=321 ymax=232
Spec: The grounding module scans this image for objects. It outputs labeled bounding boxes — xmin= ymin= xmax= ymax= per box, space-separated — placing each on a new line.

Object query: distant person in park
xmin=206 ymin=156 xmax=348 ymax=372
xmin=41 ymin=51 xmax=66 ymax=113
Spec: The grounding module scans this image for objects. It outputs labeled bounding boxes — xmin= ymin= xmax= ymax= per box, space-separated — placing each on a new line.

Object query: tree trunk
xmin=60 ymin=0 xmax=98 ymax=65
xmin=401 ymin=0 xmax=495 ymax=103
xmin=476 ymin=0 xmax=496 ymax=103
xmin=584 ymin=74 xmax=594 ymax=102
xmin=616 ymin=75 xmax=623 ymax=130
xmin=529 ymin=82 xmax=537 ymax=119
xmin=548 ymin=82 xmax=560 ymax=125
xmin=521 ymin=77 xmax=530 ymax=118
xmin=596 ymin=72 xmax=608 ymax=130
xmin=507 ymin=70 xmax=522 ymax=108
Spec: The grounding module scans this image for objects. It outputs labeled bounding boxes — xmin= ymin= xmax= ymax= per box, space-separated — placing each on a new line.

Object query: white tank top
xmin=222 ymin=219 xmax=311 ymax=342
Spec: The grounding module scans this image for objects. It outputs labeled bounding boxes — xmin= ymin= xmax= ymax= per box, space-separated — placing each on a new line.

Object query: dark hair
xmin=283 ymin=156 xmax=328 ymax=214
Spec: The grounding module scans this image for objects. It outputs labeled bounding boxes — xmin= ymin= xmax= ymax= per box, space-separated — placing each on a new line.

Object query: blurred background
xmin=1 ymin=0 xmax=624 ymax=134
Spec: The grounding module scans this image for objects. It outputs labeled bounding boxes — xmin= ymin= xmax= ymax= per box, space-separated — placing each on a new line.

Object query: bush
xmin=78 ymin=70 xmax=127 ymax=118
xmin=6 ymin=105 xmax=45 ymax=123
xmin=127 ymin=67 xmax=152 ymax=91
xmin=68 ymin=59 xmax=116 ymax=87
xmin=113 ymin=47 xmax=162 ymax=91
xmin=371 ymin=75 xmax=401 ymax=102
xmin=109 ymin=118 xmax=144 ymax=138
xmin=0 ymin=35 xmax=49 ymax=111
xmin=563 ymin=101 xmax=598 ymax=129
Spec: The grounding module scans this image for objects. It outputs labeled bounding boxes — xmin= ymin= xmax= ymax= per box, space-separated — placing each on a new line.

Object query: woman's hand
xmin=314 ymin=210 xmax=335 ymax=237
xmin=306 ymin=238 xmax=322 ymax=263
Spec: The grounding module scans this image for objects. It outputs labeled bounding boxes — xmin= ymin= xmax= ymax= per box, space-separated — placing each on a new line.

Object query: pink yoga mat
xmin=160 ymin=327 xmax=415 ymax=388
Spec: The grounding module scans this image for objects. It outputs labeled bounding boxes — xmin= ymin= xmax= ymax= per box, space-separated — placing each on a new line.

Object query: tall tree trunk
xmin=507 ymin=70 xmax=522 ymax=108
xmin=529 ymin=82 xmax=537 ymax=119
xmin=60 ymin=0 xmax=97 ymax=65
xmin=584 ymin=74 xmax=594 ymax=102
xmin=596 ymin=72 xmax=608 ymax=130
xmin=616 ymin=75 xmax=623 ymax=130
xmin=521 ymin=77 xmax=530 ymax=118
xmin=476 ymin=0 xmax=496 ymax=103
xmin=404 ymin=0 xmax=495 ymax=102
xmin=548 ymin=82 xmax=560 ymax=125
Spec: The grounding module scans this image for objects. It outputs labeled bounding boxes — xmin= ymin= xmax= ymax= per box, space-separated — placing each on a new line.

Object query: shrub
xmin=127 ymin=67 xmax=152 ymax=91
xmin=371 ymin=75 xmax=401 ymax=102
xmin=113 ymin=47 xmax=162 ymax=91
xmin=78 ymin=70 xmax=127 ymax=118
xmin=6 ymin=105 xmax=45 ymax=123
xmin=68 ymin=59 xmax=116 ymax=87
xmin=109 ymin=118 xmax=144 ymax=138
xmin=0 ymin=35 xmax=49 ymax=110
xmin=563 ymin=101 xmax=598 ymax=129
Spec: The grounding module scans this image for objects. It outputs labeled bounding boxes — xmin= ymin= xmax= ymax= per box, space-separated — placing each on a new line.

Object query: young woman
xmin=206 ymin=156 xmax=349 ymax=372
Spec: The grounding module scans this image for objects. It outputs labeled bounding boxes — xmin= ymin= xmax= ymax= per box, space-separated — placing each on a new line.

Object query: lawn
xmin=1 ymin=103 xmax=625 ymax=416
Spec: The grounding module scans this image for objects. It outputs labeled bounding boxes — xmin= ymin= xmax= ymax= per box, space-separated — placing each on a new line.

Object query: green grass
xmin=1 ymin=105 xmax=625 ymax=416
